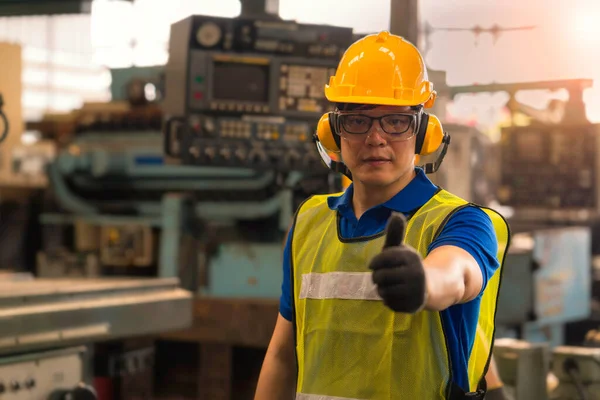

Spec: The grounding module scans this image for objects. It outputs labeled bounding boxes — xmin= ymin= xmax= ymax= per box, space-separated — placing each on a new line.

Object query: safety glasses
xmin=336 ymin=112 xmax=419 ymax=142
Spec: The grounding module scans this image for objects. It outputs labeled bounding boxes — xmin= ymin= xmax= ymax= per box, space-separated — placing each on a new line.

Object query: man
xmin=255 ymin=31 xmax=510 ymax=399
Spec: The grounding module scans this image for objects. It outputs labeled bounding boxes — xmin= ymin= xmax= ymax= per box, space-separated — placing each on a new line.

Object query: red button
xmin=194 ymin=92 xmax=203 ymax=100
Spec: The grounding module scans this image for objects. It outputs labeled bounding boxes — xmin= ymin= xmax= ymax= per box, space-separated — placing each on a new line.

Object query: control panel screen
xmin=213 ymin=61 xmax=269 ymax=103
xmin=278 ymin=64 xmax=335 ymax=114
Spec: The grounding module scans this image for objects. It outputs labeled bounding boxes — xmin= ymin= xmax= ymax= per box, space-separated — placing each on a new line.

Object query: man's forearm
xmin=423 ymin=264 xmax=465 ymax=311
xmin=422 ymin=246 xmax=483 ymax=311
xmin=254 ymin=348 xmax=296 ymax=399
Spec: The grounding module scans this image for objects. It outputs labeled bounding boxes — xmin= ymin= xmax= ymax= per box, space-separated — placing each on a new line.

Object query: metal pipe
xmin=47 ymin=163 xmax=97 ymax=215
xmin=69 ymin=171 xmax=276 ymax=191
xmin=57 ymin=151 xmax=261 ymax=178
xmin=195 ymin=194 xmax=283 ymax=219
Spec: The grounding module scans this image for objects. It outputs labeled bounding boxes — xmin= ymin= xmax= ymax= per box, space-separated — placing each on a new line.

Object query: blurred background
xmin=0 ymin=0 xmax=599 ymax=399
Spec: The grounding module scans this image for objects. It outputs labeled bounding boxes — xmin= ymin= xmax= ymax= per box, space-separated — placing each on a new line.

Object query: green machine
xmin=38 ymin=12 xmax=354 ymax=301
xmin=39 ymin=127 xmax=335 ymax=297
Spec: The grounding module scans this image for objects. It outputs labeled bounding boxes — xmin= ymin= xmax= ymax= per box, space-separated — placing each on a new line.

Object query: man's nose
xmin=365 ymin=121 xmax=387 ymax=146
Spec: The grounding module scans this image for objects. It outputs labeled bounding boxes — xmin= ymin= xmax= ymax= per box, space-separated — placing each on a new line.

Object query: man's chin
xmin=355 ymin=174 xmax=396 ymax=187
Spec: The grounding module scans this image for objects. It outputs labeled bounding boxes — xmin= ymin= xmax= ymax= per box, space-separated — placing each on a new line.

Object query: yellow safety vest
xmin=290 ymin=189 xmax=510 ymax=400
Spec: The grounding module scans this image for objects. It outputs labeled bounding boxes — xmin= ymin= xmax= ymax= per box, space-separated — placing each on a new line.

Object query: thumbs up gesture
xmin=368 ymin=212 xmax=428 ymax=314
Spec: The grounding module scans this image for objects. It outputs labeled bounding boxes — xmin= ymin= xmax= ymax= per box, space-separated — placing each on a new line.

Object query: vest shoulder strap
xmin=295 ymin=193 xmax=341 ymax=226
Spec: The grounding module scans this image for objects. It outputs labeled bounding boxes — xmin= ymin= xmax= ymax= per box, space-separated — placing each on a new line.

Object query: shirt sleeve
xmin=279 ymin=223 xmax=294 ymax=321
xmin=427 ymin=206 xmax=499 ymax=296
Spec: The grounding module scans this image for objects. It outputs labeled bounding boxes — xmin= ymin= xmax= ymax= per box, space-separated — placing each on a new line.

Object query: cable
xmin=563 ymin=358 xmax=588 ymax=400
xmin=0 ymin=93 xmax=8 ymax=144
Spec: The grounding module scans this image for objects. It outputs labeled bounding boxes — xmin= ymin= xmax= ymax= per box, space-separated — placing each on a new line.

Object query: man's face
xmin=339 ymin=105 xmax=418 ymax=187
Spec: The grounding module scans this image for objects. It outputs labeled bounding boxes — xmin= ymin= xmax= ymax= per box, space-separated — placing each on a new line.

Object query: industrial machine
xmin=163 ymin=14 xmax=354 ymax=174
xmin=38 ymin=123 xmax=320 ymax=296
xmin=549 ymin=345 xmax=600 ymax=399
xmin=0 ymin=271 xmax=192 ymax=400
xmin=0 ymin=61 xmax=193 ymax=400
xmin=443 ymin=79 xmax=600 ymax=350
xmin=493 ymin=338 xmax=550 ymax=400
xmin=498 ymin=123 xmax=600 ymax=225
xmin=0 ymin=346 xmax=95 ymax=399
xmin=37 ymin=11 xmax=351 ymax=294
xmin=494 ymin=226 xmax=592 ymax=347
xmin=29 ymin=12 xmax=353 ymax=398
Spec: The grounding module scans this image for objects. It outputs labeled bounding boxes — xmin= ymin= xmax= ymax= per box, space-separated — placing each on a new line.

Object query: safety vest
xmin=290 ymin=189 xmax=510 ymax=400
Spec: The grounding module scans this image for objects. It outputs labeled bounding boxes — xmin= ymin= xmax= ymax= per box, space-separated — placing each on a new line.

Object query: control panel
xmin=186 ymin=15 xmax=352 ymax=60
xmin=498 ymin=123 xmax=600 ymax=219
xmin=174 ymin=114 xmax=322 ymax=171
xmin=0 ymin=346 xmax=95 ymax=400
xmin=164 ymin=14 xmax=354 ymax=172
xmin=185 ymin=52 xmax=337 ymax=118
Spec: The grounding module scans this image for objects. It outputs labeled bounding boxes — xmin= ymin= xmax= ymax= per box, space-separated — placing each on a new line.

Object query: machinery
xmin=443 ymin=79 xmax=600 ymax=349
xmin=494 ymin=226 xmax=591 ymax=347
xmin=27 ymin=12 xmax=353 ymax=398
xmin=38 ymin=13 xmax=351 ymax=297
xmin=0 ymin=271 xmax=192 ymax=400
xmin=498 ymin=122 xmax=600 ymax=225
xmin=163 ymin=14 xmax=354 ymax=174
xmin=0 ymin=346 xmax=94 ymax=399
xmin=0 ymin=49 xmax=193 ymax=400
xmin=492 ymin=338 xmax=550 ymax=400
xmin=38 ymin=123 xmax=321 ymax=297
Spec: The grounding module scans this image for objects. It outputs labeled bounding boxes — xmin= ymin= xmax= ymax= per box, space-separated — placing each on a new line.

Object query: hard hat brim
xmin=324 ymin=94 xmax=431 ymax=108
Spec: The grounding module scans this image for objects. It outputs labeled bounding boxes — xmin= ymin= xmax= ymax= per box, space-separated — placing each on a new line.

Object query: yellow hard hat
xmin=325 ymin=31 xmax=436 ymax=108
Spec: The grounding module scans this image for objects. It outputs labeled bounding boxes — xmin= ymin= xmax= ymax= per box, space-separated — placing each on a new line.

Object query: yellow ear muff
xmin=419 ymin=113 xmax=444 ymax=156
xmin=316 ymin=113 xmax=340 ymax=153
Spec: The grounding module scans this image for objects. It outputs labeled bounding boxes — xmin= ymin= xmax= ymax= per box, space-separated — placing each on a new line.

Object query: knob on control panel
xmin=24 ymin=378 xmax=36 ymax=389
xmin=48 ymin=383 xmax=98 ymax=400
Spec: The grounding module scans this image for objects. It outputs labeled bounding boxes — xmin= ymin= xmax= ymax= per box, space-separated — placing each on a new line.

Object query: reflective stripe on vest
xmin=300 ymin=272 xmax=381 ymax=301
xmin=290 ymin=189 xmax=510 ymax=400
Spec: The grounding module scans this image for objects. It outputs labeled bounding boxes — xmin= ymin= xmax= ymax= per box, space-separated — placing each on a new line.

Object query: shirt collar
xmin=327 ymin=168 xmax=439 ymax=214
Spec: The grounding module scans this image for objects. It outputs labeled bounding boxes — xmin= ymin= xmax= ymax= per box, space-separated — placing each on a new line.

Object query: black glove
xmin=368 ymin=212 xmax=427 ymax=313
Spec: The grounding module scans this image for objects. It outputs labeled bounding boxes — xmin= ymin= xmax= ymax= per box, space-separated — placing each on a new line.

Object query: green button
xmin=195 ymin=76 xmax=204 ymax=83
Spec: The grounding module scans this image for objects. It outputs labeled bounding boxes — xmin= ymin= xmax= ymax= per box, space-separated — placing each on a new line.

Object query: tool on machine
xmin=0 ymin=92 xmax=8 ymax=144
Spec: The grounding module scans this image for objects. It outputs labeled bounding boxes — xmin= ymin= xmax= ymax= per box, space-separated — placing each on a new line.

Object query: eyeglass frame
xmin=333 ymin=109 xmax=423 ymax=142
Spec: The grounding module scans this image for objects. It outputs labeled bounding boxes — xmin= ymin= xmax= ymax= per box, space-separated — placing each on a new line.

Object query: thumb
xmin=383 ymin=212 xmax=406 ymax=249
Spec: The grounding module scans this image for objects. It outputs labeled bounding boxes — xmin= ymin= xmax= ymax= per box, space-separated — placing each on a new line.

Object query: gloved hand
xmin=369 ymin=212 xmax=427 ymax=313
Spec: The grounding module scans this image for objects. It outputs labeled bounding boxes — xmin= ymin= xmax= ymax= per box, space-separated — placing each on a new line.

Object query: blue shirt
xmin=279 ymin=168 xmax=499 ymax=392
